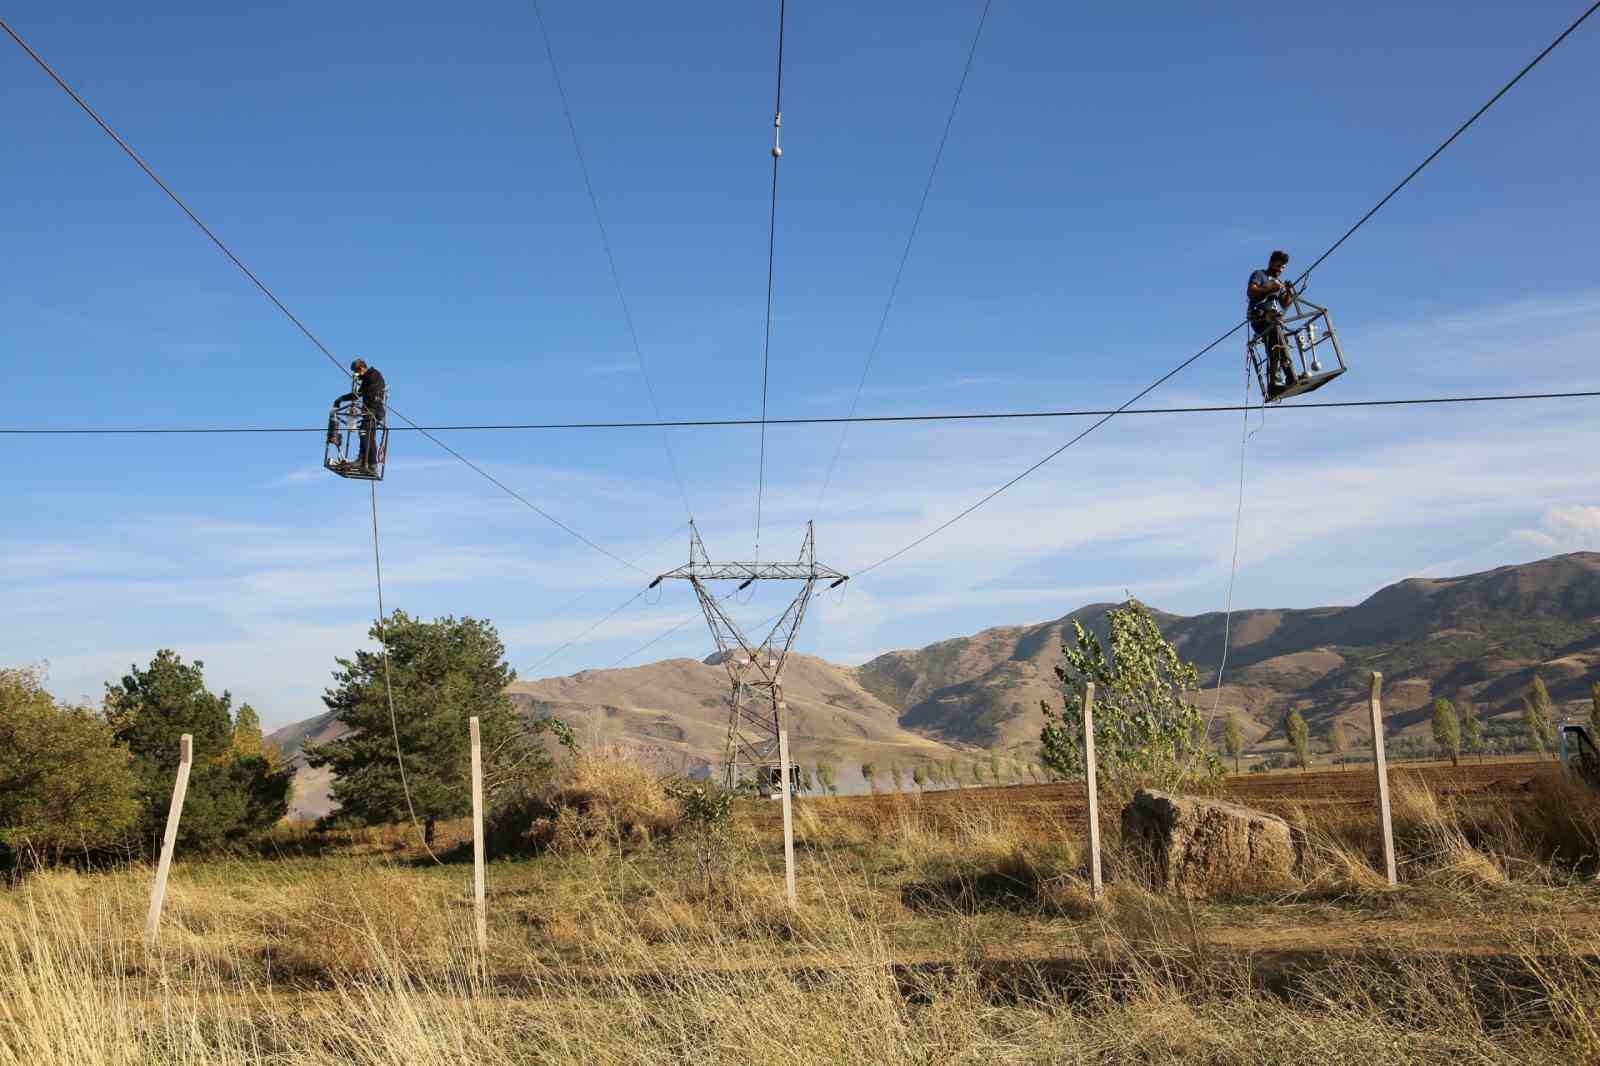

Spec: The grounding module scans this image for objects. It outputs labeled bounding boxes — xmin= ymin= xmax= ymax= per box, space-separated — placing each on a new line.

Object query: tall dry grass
xmin=5 ymin=761 xmax=1600 ymax=1063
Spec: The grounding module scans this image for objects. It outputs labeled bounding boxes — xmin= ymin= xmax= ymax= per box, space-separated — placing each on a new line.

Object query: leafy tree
xmin=1026 ymin=762 xmax=1041 ymax=784
xmin=1460 ymin=701 xmax=1482 ymax=763
xmin=988 ymin=750 xmax=1002 ymax=784
xmin=1591 ymin=681 xmax=1600 ymax=730
xmin=0 ymin=667 xmax=141 ymax=867
xmin=1431 ymin=698 xmax=1461 ymax=767
xmin=970 ymin=762 xmax=985 ymax=787
xmin=306 ymin=612 xmax=550 ymax=846
xmin=799 ymin=765 xmax=815 ymax=793
xmin=1522 ymin=677 xmax=1555 ymax=758
xmin=815 ymin=763 xmax=837 ymax=795
xmin=105 ymin=651 xmax=291 ymax=851
xmin=1223 ymin=713 xmax=1244 ymax=774
xmin=889 ymin=764 xmax=904 ymax=792
xmin=860 ymin=762 xmax=878 ymax=793
xmin=1039 ymin=599 xmax=1221 ymax=790
xmin=1326 ymin=718 xmax=1348 ymax=768
xmin=1285 ymin=709 xmax=1310 ymax=771
xmin=228 ymin=704 xmax=269 ymax=759
xmin=911 ymin=766 xmax=927 ymax=792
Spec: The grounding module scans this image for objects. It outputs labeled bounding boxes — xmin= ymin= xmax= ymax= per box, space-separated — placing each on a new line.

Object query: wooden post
xmin=469 ymin=716 xmax=487 ymax=952
xmin=1368 ymin=672 xmax=1397 ymax=886
xmin=776 ymin=695 xmax=797 ymax=906
xmin=1082 ymin=682 xmax=1103 ymax=900
xmin=145 ymin=734 xmax=193 ymax=941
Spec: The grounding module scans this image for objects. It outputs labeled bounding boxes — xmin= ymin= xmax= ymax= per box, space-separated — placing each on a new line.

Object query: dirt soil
xmin=749 ymin=758 xmax=1561 ymax=834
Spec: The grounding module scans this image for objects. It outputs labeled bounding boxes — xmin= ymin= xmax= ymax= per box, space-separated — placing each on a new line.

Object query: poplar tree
xmin=1431 ymin=698 xmax=1460 ymax=767
xmin=1286 ymin=709 xmax=1310 ymax=771
xmin=1223 ymin=713 xmax=1244 ymax=774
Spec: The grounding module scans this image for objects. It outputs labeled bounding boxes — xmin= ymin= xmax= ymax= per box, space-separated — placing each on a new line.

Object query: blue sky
xmin=3 ymin=1 xmax=1598 ymax=730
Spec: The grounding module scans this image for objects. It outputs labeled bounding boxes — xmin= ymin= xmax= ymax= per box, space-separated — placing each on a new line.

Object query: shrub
xmin=0 ymin=667 xmax=140 ymax=868
xmin=486 ymin=750 xmax=677 ymax=856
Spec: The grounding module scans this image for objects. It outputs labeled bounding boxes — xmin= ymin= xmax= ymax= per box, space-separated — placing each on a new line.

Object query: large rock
xmin=1120 ymin=789 xmax=1297 ymax=898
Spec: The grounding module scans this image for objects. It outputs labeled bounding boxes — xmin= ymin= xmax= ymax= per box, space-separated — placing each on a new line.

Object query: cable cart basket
xmin=324 ymin=397 xmax=389 ymax=481
xmin=1247 ymin=291 xmax=1348 ymax=403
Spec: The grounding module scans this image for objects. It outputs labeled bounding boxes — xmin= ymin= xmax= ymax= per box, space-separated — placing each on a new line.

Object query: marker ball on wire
xmin=771 ymin=145 xmax=783 ymax=158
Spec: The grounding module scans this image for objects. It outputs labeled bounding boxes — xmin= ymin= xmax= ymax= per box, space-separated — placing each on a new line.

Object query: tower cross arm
xmin=655 ymin=561 xmax=846 ymax=583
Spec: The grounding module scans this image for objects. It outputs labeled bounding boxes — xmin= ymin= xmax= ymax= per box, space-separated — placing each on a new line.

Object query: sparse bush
xmin=663 ymin=777 xmax=735 ymax=886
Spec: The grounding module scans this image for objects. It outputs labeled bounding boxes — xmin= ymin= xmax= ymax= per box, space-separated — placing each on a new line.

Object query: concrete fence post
xmin=469 ymin=716 xmax=487 ymax=953
xmin=1082 ymin=682 xmax=1103 ymax=900
xmin=1368 ymin=672 xmax=1398 ymax=886
xmin=776 ymin=695 xmax=797 ymax=906
xmin=145 ymin=733 xmax=193 ymax=941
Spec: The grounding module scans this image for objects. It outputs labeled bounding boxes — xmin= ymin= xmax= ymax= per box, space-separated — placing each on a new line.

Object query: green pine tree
xmin=306 ymin=612 xmax=550 ymax=846
xmin=105 ymin=650 xmax=291 ymax=852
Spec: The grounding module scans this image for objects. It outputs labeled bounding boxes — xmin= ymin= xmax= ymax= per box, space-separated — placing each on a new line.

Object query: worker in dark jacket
xmin=328 ymin=359 xmax=387 ymax=472
xmin=1247 ymin=250 xmax=1299 ymax=397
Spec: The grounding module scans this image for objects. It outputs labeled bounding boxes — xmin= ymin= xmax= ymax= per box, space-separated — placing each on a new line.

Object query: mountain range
xmin=269 ymin=552 xmax=1600 ymax=815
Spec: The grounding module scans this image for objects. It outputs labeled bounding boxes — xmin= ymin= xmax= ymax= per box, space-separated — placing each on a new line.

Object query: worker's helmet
xmin=1269 ymin=249 xmax=1289 ymax=267
xmin=350 ymin=358 xmax=368 ymax=374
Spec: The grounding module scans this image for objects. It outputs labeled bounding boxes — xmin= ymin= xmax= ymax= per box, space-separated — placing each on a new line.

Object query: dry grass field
xmin=5 ymin=755 xmax=1600 ymax=1064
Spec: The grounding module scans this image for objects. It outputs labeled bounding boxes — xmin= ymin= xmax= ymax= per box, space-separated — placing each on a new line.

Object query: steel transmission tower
xmin=652 ymin=520 xmax=846 ymax=902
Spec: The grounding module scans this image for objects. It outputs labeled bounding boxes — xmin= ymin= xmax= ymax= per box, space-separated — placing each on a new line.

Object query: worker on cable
xmin=327 ymin=358 xmax=387 ymax=473
xmin=1247 ymin=250 xmax=1299 ymax=397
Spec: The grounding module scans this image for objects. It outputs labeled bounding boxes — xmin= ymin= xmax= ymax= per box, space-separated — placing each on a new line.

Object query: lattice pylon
xmin=653 ymin=521 xmax=847 ymax=904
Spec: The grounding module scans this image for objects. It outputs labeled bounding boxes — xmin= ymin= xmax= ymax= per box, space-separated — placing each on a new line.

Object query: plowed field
xmin=750 ymin=758 xmax=1561 ymax=835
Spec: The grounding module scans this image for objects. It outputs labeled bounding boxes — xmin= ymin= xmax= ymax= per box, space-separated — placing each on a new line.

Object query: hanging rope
xmin=369 ymin=481 xmax=441 ymax=864
xmin=1183 ymin=362 xmax=1254 ymax=780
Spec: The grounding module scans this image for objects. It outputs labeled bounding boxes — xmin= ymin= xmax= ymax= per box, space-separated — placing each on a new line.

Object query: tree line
xmin=1223 ymin=675 xmax=1581 ymax=773
xmin=1 ymin=611 xmax=568 ymax=871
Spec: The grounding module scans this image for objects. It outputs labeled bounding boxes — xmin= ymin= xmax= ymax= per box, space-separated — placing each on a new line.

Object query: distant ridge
xmin=269 ymin=552 xmax=1600 ymax=813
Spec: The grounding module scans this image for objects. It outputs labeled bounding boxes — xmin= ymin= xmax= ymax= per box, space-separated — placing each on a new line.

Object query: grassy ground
xmin=5 ymin=759 xmax=1600 ymax=1064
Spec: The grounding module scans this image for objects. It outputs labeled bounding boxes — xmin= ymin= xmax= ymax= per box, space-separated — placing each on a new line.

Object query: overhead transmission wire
xmin=0 ymin=15 xmax=647 ymax=576
xmin=0 ymin=15 xmax=686 ymax=855
xmin=522 ymin=522 xmax=690 ymax=674
xmin=754 ymin=0 xmax=788 ymax=563
xmin=849 ymin=0 xmax=1600 ymax=579
xmin=13 ymin=387 xmax=1599 ymax=436
xmin=528 ymin=0 xmax=695 ymax=522
xmin=813 ymin=0 xmax=994 ymax=511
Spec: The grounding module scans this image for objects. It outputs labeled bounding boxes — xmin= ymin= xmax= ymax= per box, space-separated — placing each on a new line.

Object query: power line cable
xmin=9 ymin=387 xmax=1598 ymax=435
xmin=754 ymin=0 xmax=788 ymax=562
xmin=850 ymin=2 xmax=1600 ymax=578
xmin=0 ymin=15 xmax=647 ymax=575
xmin=1295 ymin=0 xmax=1600 ymax=286
xmin=527 ymin=0 xmax=695 ymax=521
xmin=813 ymin=0 xmax=994 ymax=511
xmin=518 ymin=521 xmax=691 ymax=673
